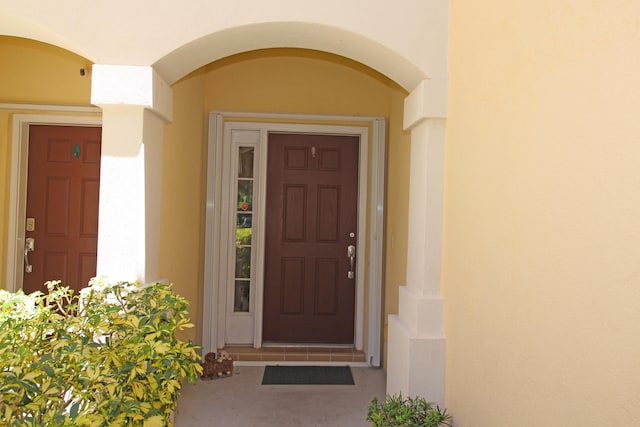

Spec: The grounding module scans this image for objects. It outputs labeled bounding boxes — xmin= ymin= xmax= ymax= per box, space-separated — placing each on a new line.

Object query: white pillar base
xmin=387 ymin=313 xmax=445 ymax=406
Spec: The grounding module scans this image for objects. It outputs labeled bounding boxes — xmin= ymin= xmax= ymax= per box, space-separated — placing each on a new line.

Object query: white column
xmin=387 ymin=79 xmax=447 ymax=405
xmin=91 ymin=65 xmax=172 ymax=284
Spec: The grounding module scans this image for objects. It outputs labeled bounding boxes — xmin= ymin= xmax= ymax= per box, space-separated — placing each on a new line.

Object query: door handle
xmin=24 ymin=237 xmax=34 ymax=273
xmin=347 ymin=245 xmax=356 ymax=279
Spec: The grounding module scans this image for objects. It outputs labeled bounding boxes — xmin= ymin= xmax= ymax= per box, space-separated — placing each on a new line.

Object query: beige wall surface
xmin=159 ymin=49 xmax=410 ymax=344
xmin=0 ymin=36 xmax=91 ymax=104
xmin=0 ymin=36 xmax=92 ymax=289
xmin=445 ymin=1 xmax=640 ymax=425
xmin=158 ymin=71 xmax=207 ymax=342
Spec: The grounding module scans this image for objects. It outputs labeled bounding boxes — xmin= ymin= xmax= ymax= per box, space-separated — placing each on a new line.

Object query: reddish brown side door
xmin=23 ymin=125 xmax=101 ymax=295
xmin=263 ymin=133 xmax=359 ymax=343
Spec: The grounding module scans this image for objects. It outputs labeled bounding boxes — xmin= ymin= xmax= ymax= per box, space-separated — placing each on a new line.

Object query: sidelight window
xmin=233 ymin=147 xmax=255 ymax=313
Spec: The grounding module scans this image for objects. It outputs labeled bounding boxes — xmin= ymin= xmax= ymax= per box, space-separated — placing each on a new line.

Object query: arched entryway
xmin=154 ymin=48 xmax=401 ymax=368
xmin=146 ymin=23 xmax=449 ymax=400
xmin=1 ymin=8 xmax=449 ymax=404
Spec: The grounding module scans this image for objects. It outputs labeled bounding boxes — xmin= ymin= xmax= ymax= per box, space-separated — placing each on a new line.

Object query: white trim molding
xmin=0 ymin=103 xmax=100 ymax=113
xmin=203 ymin=111 xmax=386 ymax=367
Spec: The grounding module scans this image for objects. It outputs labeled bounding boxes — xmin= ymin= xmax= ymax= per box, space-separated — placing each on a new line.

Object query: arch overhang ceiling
xmin=1 ymin=8 xmax=436 ymax=92
xmin=152 ymin=22 xmax=426 ymax=91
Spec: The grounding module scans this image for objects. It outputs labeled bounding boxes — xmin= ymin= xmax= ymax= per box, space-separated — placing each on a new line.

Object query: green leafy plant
xmin=0 ymin=278 xmax=202 ymax=427
xmin=367 ymin=394 xmax=452 ymax=427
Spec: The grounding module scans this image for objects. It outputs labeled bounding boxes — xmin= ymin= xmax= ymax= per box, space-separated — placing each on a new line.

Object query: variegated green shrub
xmin=0 ymin=279 xmax=202 ymax=427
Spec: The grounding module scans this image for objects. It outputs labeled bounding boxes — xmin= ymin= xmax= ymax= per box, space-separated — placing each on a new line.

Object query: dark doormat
xmin=262 ymin=365 xmax=355 ymax=385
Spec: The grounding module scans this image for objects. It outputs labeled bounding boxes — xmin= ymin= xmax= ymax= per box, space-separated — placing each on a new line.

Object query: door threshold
xmin=221 ymin=345 xmax=366 ymax=363
xmin=261 ymin=342 xmax=355 ymax=348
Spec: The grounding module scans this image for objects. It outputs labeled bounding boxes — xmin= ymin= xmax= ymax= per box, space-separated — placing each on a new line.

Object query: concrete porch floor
xmin=174 ymin=365 xmax=386 ymax=426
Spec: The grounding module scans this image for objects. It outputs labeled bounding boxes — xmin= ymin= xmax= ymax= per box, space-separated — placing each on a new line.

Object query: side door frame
xmin=203 ymin=111 xmax=386 ymax=366
xmin=5 ymin=109 xmax=102 ymax=292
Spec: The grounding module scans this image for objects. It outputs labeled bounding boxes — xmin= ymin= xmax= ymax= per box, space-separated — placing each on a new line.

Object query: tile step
xmin=219 ymin=346 xmax=367 ymax=363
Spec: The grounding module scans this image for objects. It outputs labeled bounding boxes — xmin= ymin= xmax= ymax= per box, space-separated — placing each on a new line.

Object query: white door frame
xmin=203 ymin=111 xmax=386 ymax=366
xmin=4 ymin=108 xmax=102 ymax=292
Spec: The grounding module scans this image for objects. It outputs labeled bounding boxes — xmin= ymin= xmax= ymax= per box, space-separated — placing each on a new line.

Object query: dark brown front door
xmin=263 ymin=133 xmax=359 ymax=343
xmin=23 ymin=125 xmax=101 ymax=295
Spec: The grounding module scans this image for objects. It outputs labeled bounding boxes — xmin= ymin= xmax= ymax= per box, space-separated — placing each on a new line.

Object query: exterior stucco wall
xmin=445 ymin=1 xmax=640 ymax=425
xmin=0 ymin=36 xmax=91 ymax=104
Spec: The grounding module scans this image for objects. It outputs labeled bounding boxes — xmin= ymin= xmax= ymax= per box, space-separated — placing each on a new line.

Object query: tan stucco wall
xmin=159 ymin=49 xmax=410 ymax=345
xmin=158 ymin=71 xmax=207 ymax=342
xmin=445 ymin=1 xmax=640 ymax=425
xmin=0 ymin=36 xmax=92 ymax=289
xmin=0 ymin=36 xmax=91 ymax=104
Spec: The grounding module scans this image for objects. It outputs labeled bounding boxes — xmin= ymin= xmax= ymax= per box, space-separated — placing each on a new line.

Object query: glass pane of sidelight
xmin=236 ymin=213 xmax=252 ymax=229
xmin=233 ymin=146 xmax=254 ymax=314
xmin=236 ymin=215 xmax=252 ymax=245
xmin=238 ymin=147 xmax=255 ymax=179
xmin=234 ymin=280 xmax=250 ymax=312
xmin=237 ymin=180 xmax=253 ymax=212
xmin=235 ymin=247 xmax=251 ymax=278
